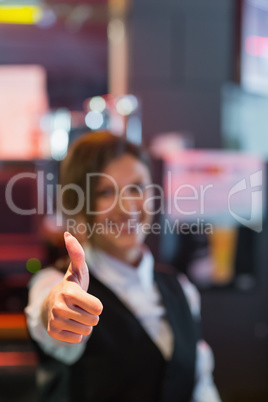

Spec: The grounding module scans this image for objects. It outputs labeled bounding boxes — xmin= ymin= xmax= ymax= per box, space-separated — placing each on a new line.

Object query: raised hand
xmin=42 ymin=232 xmax=103 ymax=343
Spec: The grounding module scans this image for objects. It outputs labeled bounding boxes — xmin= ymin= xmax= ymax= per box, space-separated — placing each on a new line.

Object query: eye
xmin=129 ymin=184 xmax=146 ymax=194
xmin=95 ymin=187 xmax=116 ymax=198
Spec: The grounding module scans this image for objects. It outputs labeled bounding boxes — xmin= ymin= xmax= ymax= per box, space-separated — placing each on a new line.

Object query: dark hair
xmin=59 ymin=130 xmax=151 ymax=222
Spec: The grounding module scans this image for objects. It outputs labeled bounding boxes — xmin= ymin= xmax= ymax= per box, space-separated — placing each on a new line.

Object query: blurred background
xmin=0 ymin=0 xmax=268 ymax=401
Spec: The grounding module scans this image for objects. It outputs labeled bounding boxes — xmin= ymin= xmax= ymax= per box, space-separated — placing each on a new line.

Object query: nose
xmin=117 ymin=188 xmax=141 ymax=215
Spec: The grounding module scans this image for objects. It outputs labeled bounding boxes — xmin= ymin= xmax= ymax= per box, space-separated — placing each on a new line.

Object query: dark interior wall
xmin=128 ymin=0 xmax=235 ymax=148
xmin=200 ymin=215 xmax=268 ymax=402
xmin=0 ymin=23 xmax=108 ymax=109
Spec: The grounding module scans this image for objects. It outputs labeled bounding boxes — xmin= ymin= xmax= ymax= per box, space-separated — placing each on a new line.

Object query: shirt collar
xmin=84 ymin=244 xmax=155 ymax=291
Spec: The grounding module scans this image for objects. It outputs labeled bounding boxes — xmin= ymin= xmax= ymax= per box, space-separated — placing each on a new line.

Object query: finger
xmin=65 ymin=289 xmax=103 ymax=316
xmin=65 ymin=304 xmax=100 ymax=326
xmin=48 ymin=328 xmax=83 ymax=344
xmin=64 ymin=232 xmax=89 ymax=291
xmin=52 ymin=318 xmax=93 ymax=337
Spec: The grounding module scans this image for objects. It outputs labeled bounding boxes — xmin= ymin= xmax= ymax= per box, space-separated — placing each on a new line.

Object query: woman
xmin=26 ymin=131 xmax=221 ymax=402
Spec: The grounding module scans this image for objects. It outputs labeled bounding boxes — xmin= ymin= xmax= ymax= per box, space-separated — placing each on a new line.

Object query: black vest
xmin=36 ymin=265 xmax=199 ymax=402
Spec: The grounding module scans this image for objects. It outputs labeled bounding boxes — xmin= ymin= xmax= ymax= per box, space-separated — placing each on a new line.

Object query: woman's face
xmin=90 ymin=153 xmax=154 ymax=264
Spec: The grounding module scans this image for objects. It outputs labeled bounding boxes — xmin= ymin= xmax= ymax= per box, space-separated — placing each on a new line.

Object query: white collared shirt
xmin=25 ymin=245 xmax=221 ymax=402
xmin=86 ymin=245 xmax=174 ymax=360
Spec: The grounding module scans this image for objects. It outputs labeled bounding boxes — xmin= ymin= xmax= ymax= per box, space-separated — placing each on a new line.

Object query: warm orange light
xmin=108 ymin=0 xmax=128 ymax=15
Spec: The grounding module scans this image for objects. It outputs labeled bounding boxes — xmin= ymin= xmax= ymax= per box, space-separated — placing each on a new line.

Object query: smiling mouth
xmin=108 ymin=218 xmax=141 ymax=233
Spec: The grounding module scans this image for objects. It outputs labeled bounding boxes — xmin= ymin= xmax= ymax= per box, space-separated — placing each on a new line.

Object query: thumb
xmin=64 ymin=231 xmax=89 ymax=292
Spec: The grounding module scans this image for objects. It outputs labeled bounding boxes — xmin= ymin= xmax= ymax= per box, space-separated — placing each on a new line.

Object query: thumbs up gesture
xmin=42 ymin=232 xmax=103 ymax=343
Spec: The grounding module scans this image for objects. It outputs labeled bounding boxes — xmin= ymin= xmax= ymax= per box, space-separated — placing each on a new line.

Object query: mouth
xmin=108 ymin=218 xmax=141 ymax=234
